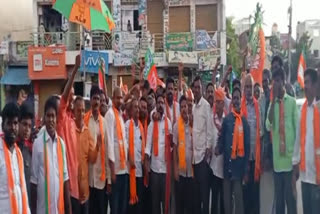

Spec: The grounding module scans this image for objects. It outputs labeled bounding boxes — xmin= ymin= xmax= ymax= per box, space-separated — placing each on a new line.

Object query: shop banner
xmin=80 ymin=50 xmax=109 ymax=74
xmin=138 ymin=0 xmax=147 ymax=25
xmin=196 ymin=30 xmax=217 ymax=50
xmin=28 ymin=46 xmax=66 ymax=80
xmin=153 ymin=52 xmax=168 ymax=67
xmin=112 ymin=0 xmax=121 ymax=30
xmin=198 ymin=49 xmax=220 ymax=71
xmin=165 ymin=33 xmax=194 ymax=52
xmin=168 ymin=51 xmax=198 ymax=64
xmin=113 ymin=31 xmax=139 ymax=66
xmin=168 ymin=0 xmax=190 ymax=6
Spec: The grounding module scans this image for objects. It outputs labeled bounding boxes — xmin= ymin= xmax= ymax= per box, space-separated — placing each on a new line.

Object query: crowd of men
xmin=0 ymin=54 xmax=319 ymax=214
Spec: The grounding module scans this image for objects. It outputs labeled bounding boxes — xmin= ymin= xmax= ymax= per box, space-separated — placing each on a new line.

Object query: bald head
xmin=244 ymin=74 xmax=254 ymax=100
xmin=113 ymin=86 xmax=123 ymax=110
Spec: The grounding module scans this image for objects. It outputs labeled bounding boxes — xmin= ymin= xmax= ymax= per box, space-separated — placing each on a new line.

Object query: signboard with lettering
xmin=153 ymin=52 xmax=168 ymax=67
xmin=112 ymin=0 xmax=121 ymax=30
xmin=113 ymin=31 xmax=139 ymax=66
xmin=9 ymin=41 xmax=33 ymax=65
xmin=165 ymin=33 xmax=194 ymax=52
xmin=168 ymin=0 xmax=190 ymax=6
xmin=196 ymin=30 xmax=217 ymax=50
xmin=198 ymin=49 xmax=220 ymax=71
xmin=168 ymin=51 xmax=198 ymax=65
xmin=28 ymin=46 xmax=66 ymax=80
xmin=80 ymin=50 xmax=109 ymax=74
xmin=0 ymin=41 xmax=9 ymax=55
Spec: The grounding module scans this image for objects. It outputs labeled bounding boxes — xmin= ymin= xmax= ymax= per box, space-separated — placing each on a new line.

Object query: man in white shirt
xmin=210 ymin=88 xmax=225 ymax=214
xmin=84 ymin=86 xmax=110 ymax=214
xmin=0 ymin=103 xmax=30 ymax=214
xmin=106 ymin=86 xmax=128 ymax=214
xmin=31 ymin=96 xmax=71 ymax=214
xmin=145 ymin=93 xmax=172 ymax=214
xmin=293 ymin=68 xmax=320 ymax=214
xmin=165 ymin=77 xmax=180 ymax=126
xmin=125 ymin=98 xmax=145 ymax=214
xmin=192 ymin=76 xmax=215 ymax=214
xmin=173 ymin=95 xmax=195 ymax=214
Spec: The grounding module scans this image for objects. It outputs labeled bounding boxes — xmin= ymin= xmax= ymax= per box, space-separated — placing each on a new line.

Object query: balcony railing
xmin=30 ymin=31 xmax=113 ymax=51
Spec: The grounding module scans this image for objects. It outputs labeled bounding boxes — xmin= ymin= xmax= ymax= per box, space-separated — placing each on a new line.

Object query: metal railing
xmin=30 ymin=31 xmax=113 ymax=51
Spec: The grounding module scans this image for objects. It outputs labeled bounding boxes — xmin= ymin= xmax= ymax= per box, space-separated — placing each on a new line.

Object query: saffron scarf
xmin=241 ymin=97 xmax=261 ymax=181
xmin=152 ymin=117 xmax=171 ymax=214
xmin=279 ymin=100 xmax=286 ymax=155
xmin=128 ymin=119 xmax=146 ymax=204
xmin=177 ymin=116 xmax=187 ymax=171
xmin=84 ymin=110 xmax=106 ymax=180
xmin=43 ymin=132 xmax=64 ymax=214
xmin=231 ymin=108 xmax=245 ymax=159
xmin=112 ymin=107 xmax=126 ymax=169
xmin=166 ymin=100 xmax=176 ymax=124
xmin=300 ymin=101 xmax=320 ymax=184
xmin=3 ymin=140 xmax=28 ymax=214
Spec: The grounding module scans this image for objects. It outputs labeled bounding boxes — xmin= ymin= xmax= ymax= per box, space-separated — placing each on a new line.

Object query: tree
xmin=226 ymin=17 xmax=242 ymax=77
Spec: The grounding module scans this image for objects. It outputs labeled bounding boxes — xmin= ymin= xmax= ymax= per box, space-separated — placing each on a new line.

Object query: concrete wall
xmin=0 ymin=0 xmax=34 ymax=41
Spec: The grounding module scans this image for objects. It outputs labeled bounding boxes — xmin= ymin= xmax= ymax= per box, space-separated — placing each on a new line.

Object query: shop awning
xmin=1 ymin=67 xmax=31 ymax=85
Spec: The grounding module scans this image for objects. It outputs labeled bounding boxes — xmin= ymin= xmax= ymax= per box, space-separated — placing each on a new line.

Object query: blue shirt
xmin=218 ymin=113 xmax=250 ymax=180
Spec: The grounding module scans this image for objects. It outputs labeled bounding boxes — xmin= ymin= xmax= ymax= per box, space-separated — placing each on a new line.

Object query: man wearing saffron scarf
xmin=242 ymin=74 xmax=264 ymax=214
xmin=57 ymin=55 xmax=80 ymax=213
xmin=145 ymin=93 xmax=172 ymax=214
xmin=106 ymin=86 xmax=128 ymax=214
xmin=0 ymin=103 xmax=31 ymax=214
xmin=216 ymin=87 xmax=250 ymax=214
xmin=173 ymin=95 xmax=195 ymax=214
xmin=293 ymin=68 xmax=320 ymax=214
xmin=165 ymin=77 xmax=180 ymax=126
xmin=266 ymin=67 xmax=298 ymax=214
xmin=125 ymin=98 xmax=146 ymax=214
xmin=31 ymin=96 xmax=71 ymax=214
xmin=210 ymin=87 xmax=225 ymax=214
xmin=192 ymin=76 xmax=214 ymax=214
xmin=85 ymin=86 xmax=110 ymax=214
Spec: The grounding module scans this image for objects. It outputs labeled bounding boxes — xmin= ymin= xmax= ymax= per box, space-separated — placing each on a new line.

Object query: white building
xmin=297 ymin=19 xmax=320 ymax=58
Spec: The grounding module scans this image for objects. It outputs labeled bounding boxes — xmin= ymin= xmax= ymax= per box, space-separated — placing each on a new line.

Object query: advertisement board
xmin=28 ymin=46 xmax=67 ymax=80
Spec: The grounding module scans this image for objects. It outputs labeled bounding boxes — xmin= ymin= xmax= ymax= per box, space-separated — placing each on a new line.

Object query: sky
xmin=226 ymin=0 xmax=320 ymax=38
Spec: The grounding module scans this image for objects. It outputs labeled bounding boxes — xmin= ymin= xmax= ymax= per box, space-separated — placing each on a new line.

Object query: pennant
xmin=297 ymin=49 xmax=306 ymax=88
xmin=144 ymin=48 xmax=162 ymax=90
xmin=98 ymin=59 xmax=106 ymax=92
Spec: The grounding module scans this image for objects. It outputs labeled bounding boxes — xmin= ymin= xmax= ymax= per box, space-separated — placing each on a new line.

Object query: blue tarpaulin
xmin=0 ymin=67 xmax=31 ymax=85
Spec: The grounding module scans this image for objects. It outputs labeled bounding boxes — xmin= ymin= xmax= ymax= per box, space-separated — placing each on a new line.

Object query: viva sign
xmin=80 ymin=50 xmax=109 ymax=74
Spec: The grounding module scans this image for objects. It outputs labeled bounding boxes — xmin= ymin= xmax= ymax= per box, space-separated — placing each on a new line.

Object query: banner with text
xmin=80 ymin=50 xmax=109 ymax=74
xmin=28 ymin=46 xmax=66 ymax=80
xmin=165 ymin=33 xmax=194 ymax=51
xmin=168 ymin=51 xmax=198 ymax=65
xmin=198 ymin=49 xmax=220 ymax=71
xmin=196 ymin=30 xmax=217 ymax=50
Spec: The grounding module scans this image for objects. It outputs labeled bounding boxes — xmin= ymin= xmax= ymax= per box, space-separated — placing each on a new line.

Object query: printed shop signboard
xmin=168 ymin=51 xmax=198 ymax=65
xmin=165 ymin=33 xmax=194 ymax=52
xmin=80 ymin=50 xmax=109 ymax=74
xmin=28 ymin=46 xmax=66 ymax=80
xmin=198 ymin=49 xmax=220 ymax=71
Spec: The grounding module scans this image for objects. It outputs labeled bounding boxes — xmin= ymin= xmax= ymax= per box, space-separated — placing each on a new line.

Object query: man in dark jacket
xmin=216 ymin=87 xmax=250 ymax=214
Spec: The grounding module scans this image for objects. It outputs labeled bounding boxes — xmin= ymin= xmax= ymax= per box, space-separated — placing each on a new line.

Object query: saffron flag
xmin=297 ymin=49 xmax=306 ymax=88
xmin=144 ymin=48 xmax=162 ymax=90
xmin=98 ymin=59 xmax=106 ymax=92
xmin=119 ymin=76 xmax=128 ymax=95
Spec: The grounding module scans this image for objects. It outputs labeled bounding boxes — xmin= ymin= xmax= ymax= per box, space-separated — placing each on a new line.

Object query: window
xmin=314 ymin=50 xmax=319 ymax=58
